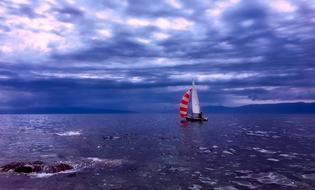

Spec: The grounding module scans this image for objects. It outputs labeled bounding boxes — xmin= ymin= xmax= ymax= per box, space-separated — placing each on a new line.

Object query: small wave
xmin=214 ymin=186 xmax=239 ymax=190
xmin=252 ymin=147 xmax=277 ymax=154
xmin=279 ymin=153 xmax=296 ymax=159
xmin=29 ymin=157 xmax=125 ymax=178
xmin=239 ymin=172 xmax=296 ymax=187
xmin=86 ymin=157 xmax=124 ymax=167
xmin=222 ymin=150 xmax=234 ymax=155
xmin=246 ymin=131 xmax=268 ymax=137
xmin=267 ymin=158 xmax=279 ymax=162
xmin=55 ymin=131 xmax=81 ymax=136
xmin=188 ymin=184 xmax=202 ymax=190
xmin=40 ymin=154 xmax=58 ymax=158
xmin=231 ymin=181 xmax=260 ymax=189
xmin=302 ymin=173 xmax=315 ymax=181
xmin=30 ymin=173 xmax=54 ymax=178
xmin=30 ymin=169 xmax=77 ymax=178
xmin=86 ymin=157 xmax=106 ymax=162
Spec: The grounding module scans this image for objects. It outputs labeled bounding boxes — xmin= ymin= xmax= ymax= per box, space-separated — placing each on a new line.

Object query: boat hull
xmin=185 ymin=116 xmax=208 ymax=122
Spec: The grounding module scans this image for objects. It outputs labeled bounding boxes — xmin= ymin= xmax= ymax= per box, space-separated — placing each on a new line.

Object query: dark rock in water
xmin=0 ymin=162 xmax=22 ymax=172
xmin=14 ymin=165 xmax=33 ymax=173
xmin=52 ymin=163 xmax=73 ymax=173
xmin=0 ymin=161 xmax=73 ymax=174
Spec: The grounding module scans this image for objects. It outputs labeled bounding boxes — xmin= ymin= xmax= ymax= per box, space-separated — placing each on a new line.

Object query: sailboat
xmin=179 ymin=80 xmax=208 ymax=122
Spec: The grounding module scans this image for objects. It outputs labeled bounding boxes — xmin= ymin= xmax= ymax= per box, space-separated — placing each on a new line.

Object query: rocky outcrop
xmin=0 ymin=161 xmax=73 ymax=174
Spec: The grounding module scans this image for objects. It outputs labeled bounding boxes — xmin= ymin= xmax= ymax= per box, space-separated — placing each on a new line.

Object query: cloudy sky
xmin=0 ymin=0 xmax=314 ymax=112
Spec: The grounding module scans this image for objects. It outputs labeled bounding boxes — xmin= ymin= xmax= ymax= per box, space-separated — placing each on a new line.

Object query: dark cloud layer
xmin=0 ymin=0 xmax=314 ymax=112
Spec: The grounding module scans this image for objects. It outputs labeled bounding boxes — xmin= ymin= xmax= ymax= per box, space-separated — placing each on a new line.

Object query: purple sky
xmin=0 ymin=0 xmax=314 ymax=112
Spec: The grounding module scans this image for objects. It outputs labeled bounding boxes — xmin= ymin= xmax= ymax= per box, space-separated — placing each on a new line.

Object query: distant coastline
xmin=202 ymin=102 xmax=315 ymax=114
xmin=0 ymin=102 xmax=315 ymax=114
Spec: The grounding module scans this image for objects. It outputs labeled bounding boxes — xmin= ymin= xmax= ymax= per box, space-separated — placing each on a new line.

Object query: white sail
xmin=191 ymin=80 xmax=201 ymax=114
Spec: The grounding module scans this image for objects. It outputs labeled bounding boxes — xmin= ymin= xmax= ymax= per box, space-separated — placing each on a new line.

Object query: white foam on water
xmin=267 ymin=158 xmax=279 ymax=162
xmin=40 ymin=154 xmax=58 ymax=158
xmin=252 ymin=147 xmax=276 ymax=154
xmin=246 ymin=131 xmax=267 ymax=137
xmin=199 ymin=147 xmax=211 ymax=154
xmin=302 ymin=173 xmax=315 ymax=181
xmin=214 ymin=186 xmax=239 ymax=190
xmin=86 ymin=157 xmax=105 ymax=162
xmin=55 ymin=131 xmax=81 ymax=136
xmin=231 ymin=181 xmax=259 ymax=189
xmin=188 ymin=184 xmax=202 ymax=190
xmin=255 ymin=130 xmax=268 ymax=134
xmin=31 ymin=173 xmax=55 ymax=178
xmin=223 ymin=150 xmax=234 ymax=155
xmin=28 ymin=157 xmax=126 ymax=179
xmin=199 ymin=176 xmax=217 ymax=185
xmin=279 ymin=153 xmax=296 ymax=159
xmin=85 ymin=157 xmax=124 ymax=167
xmin=30 ymin=169 xmax=78 ymax=178
xmin=240 ymin=172 xmax=296 ymax=187
xmin=229 ymin=148 xmax=236 ymax=153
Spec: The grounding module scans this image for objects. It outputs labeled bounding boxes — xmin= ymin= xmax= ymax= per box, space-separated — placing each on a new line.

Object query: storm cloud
xmin=0 ymin=0 xmax=314 ymax=112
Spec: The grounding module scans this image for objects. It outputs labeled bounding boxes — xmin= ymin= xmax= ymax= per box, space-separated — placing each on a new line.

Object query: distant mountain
xmin=1 ymin=102 xmax=315 ymax=114
xmin=0 ymin=107 xmax=135 ymax=114
xmin=203 ymin=102 xmax=315 ymax=113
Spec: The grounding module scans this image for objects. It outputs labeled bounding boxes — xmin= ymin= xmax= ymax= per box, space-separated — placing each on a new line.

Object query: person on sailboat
xmin=199 ymin=112 xmax=203 ymax=119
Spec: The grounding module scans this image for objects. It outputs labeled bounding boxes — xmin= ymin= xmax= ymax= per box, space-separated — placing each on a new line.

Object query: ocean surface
xmin=0 ymin=114 xmax=315 ymax=190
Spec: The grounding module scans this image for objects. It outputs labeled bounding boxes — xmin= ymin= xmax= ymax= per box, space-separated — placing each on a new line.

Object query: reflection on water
xmin=0 ymin=114 xmax=315 ymax=189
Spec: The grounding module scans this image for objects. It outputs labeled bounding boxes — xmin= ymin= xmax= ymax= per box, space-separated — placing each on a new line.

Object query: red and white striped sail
xmin=179 ymin=88 xmax=191 ymax=118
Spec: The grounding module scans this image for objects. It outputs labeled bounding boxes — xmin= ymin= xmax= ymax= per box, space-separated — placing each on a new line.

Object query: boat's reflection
xmin=178 ymin=121 xmax=203 ymax=161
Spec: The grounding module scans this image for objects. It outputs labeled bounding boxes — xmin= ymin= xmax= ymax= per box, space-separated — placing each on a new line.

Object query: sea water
xmin=0 ymin=114 xmax=315 ymax=189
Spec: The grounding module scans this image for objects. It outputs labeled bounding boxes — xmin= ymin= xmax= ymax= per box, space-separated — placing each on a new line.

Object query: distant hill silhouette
xmin=0 ymin=102 xmax=315 ymax=114
xmin=203 ymin=102 xmax=315 ymax=113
